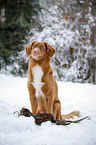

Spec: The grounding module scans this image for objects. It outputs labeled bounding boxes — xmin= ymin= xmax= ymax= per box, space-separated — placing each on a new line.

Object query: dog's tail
xmin=61 ymin=111 xmax=80 ymax=120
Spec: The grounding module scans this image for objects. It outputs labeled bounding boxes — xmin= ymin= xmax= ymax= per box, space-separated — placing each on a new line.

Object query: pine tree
xmin=0 ymin=0 xmax=41 ymax=70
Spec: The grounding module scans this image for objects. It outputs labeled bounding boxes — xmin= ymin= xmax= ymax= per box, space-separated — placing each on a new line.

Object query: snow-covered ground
xmin=0 ymin=74 xmax=96 ymax=145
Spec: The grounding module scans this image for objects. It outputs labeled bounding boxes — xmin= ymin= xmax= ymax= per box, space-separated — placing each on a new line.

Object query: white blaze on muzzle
xmin=32 ymin=48 xmax=40 ymax=59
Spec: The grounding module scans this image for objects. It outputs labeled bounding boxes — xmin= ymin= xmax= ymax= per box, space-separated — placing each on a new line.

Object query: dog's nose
xmin=33 ymin=49 xmax=38 ymax=54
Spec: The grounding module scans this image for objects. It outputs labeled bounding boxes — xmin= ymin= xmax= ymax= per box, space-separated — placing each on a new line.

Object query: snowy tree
xmin=29 ymin=0 xmax=96 ymax=83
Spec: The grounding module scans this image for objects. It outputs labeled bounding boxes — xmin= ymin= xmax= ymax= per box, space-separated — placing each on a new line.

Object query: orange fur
xmin=25 ymin=41 xmax=80 ymax=120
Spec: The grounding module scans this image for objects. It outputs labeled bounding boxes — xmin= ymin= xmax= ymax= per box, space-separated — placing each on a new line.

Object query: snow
xmin=0 ymin=74 xmax=96 ymax=145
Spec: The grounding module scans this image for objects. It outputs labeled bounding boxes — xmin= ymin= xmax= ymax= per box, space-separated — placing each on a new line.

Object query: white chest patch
xmin=31 ymin=65 xmax=45 ymax=99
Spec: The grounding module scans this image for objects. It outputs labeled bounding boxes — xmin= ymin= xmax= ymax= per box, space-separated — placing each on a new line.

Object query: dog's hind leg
xmin=53 ymin=99 xmax=61 ymax=120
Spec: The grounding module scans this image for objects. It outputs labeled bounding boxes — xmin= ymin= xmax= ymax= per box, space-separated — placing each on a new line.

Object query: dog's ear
xmin=44 ymin=42 xmax=56 ymax=57
xmin=25 ymin=40 xmax=37 ymax=56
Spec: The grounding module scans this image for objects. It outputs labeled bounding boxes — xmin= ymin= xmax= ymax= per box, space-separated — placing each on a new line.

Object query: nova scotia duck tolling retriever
xmin=25 ymin=40 xmax=80 ymax=120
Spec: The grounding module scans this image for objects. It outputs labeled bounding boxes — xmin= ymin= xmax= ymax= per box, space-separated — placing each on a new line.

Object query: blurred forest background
xmin=0 ymin=0 xmax=96 ymax=84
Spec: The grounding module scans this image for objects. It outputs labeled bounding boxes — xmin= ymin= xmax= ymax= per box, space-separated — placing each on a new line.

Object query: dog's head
xmin=25 ymin=41 xmax=56 ymax=61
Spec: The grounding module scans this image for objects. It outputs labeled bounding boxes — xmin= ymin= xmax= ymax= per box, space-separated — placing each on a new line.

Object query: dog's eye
xmin=33 ymin=45 xmax=35 ymax=48
xmin=41 ymin=47 xmax=44 ymax=50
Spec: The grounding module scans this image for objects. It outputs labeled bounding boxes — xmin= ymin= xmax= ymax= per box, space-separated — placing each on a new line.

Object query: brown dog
xmin=25 ymin=41 xmax=79 ymax=120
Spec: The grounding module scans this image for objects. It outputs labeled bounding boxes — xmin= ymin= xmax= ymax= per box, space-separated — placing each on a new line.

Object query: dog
xmin=25 ymin=41 xmax=79 ymax=120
